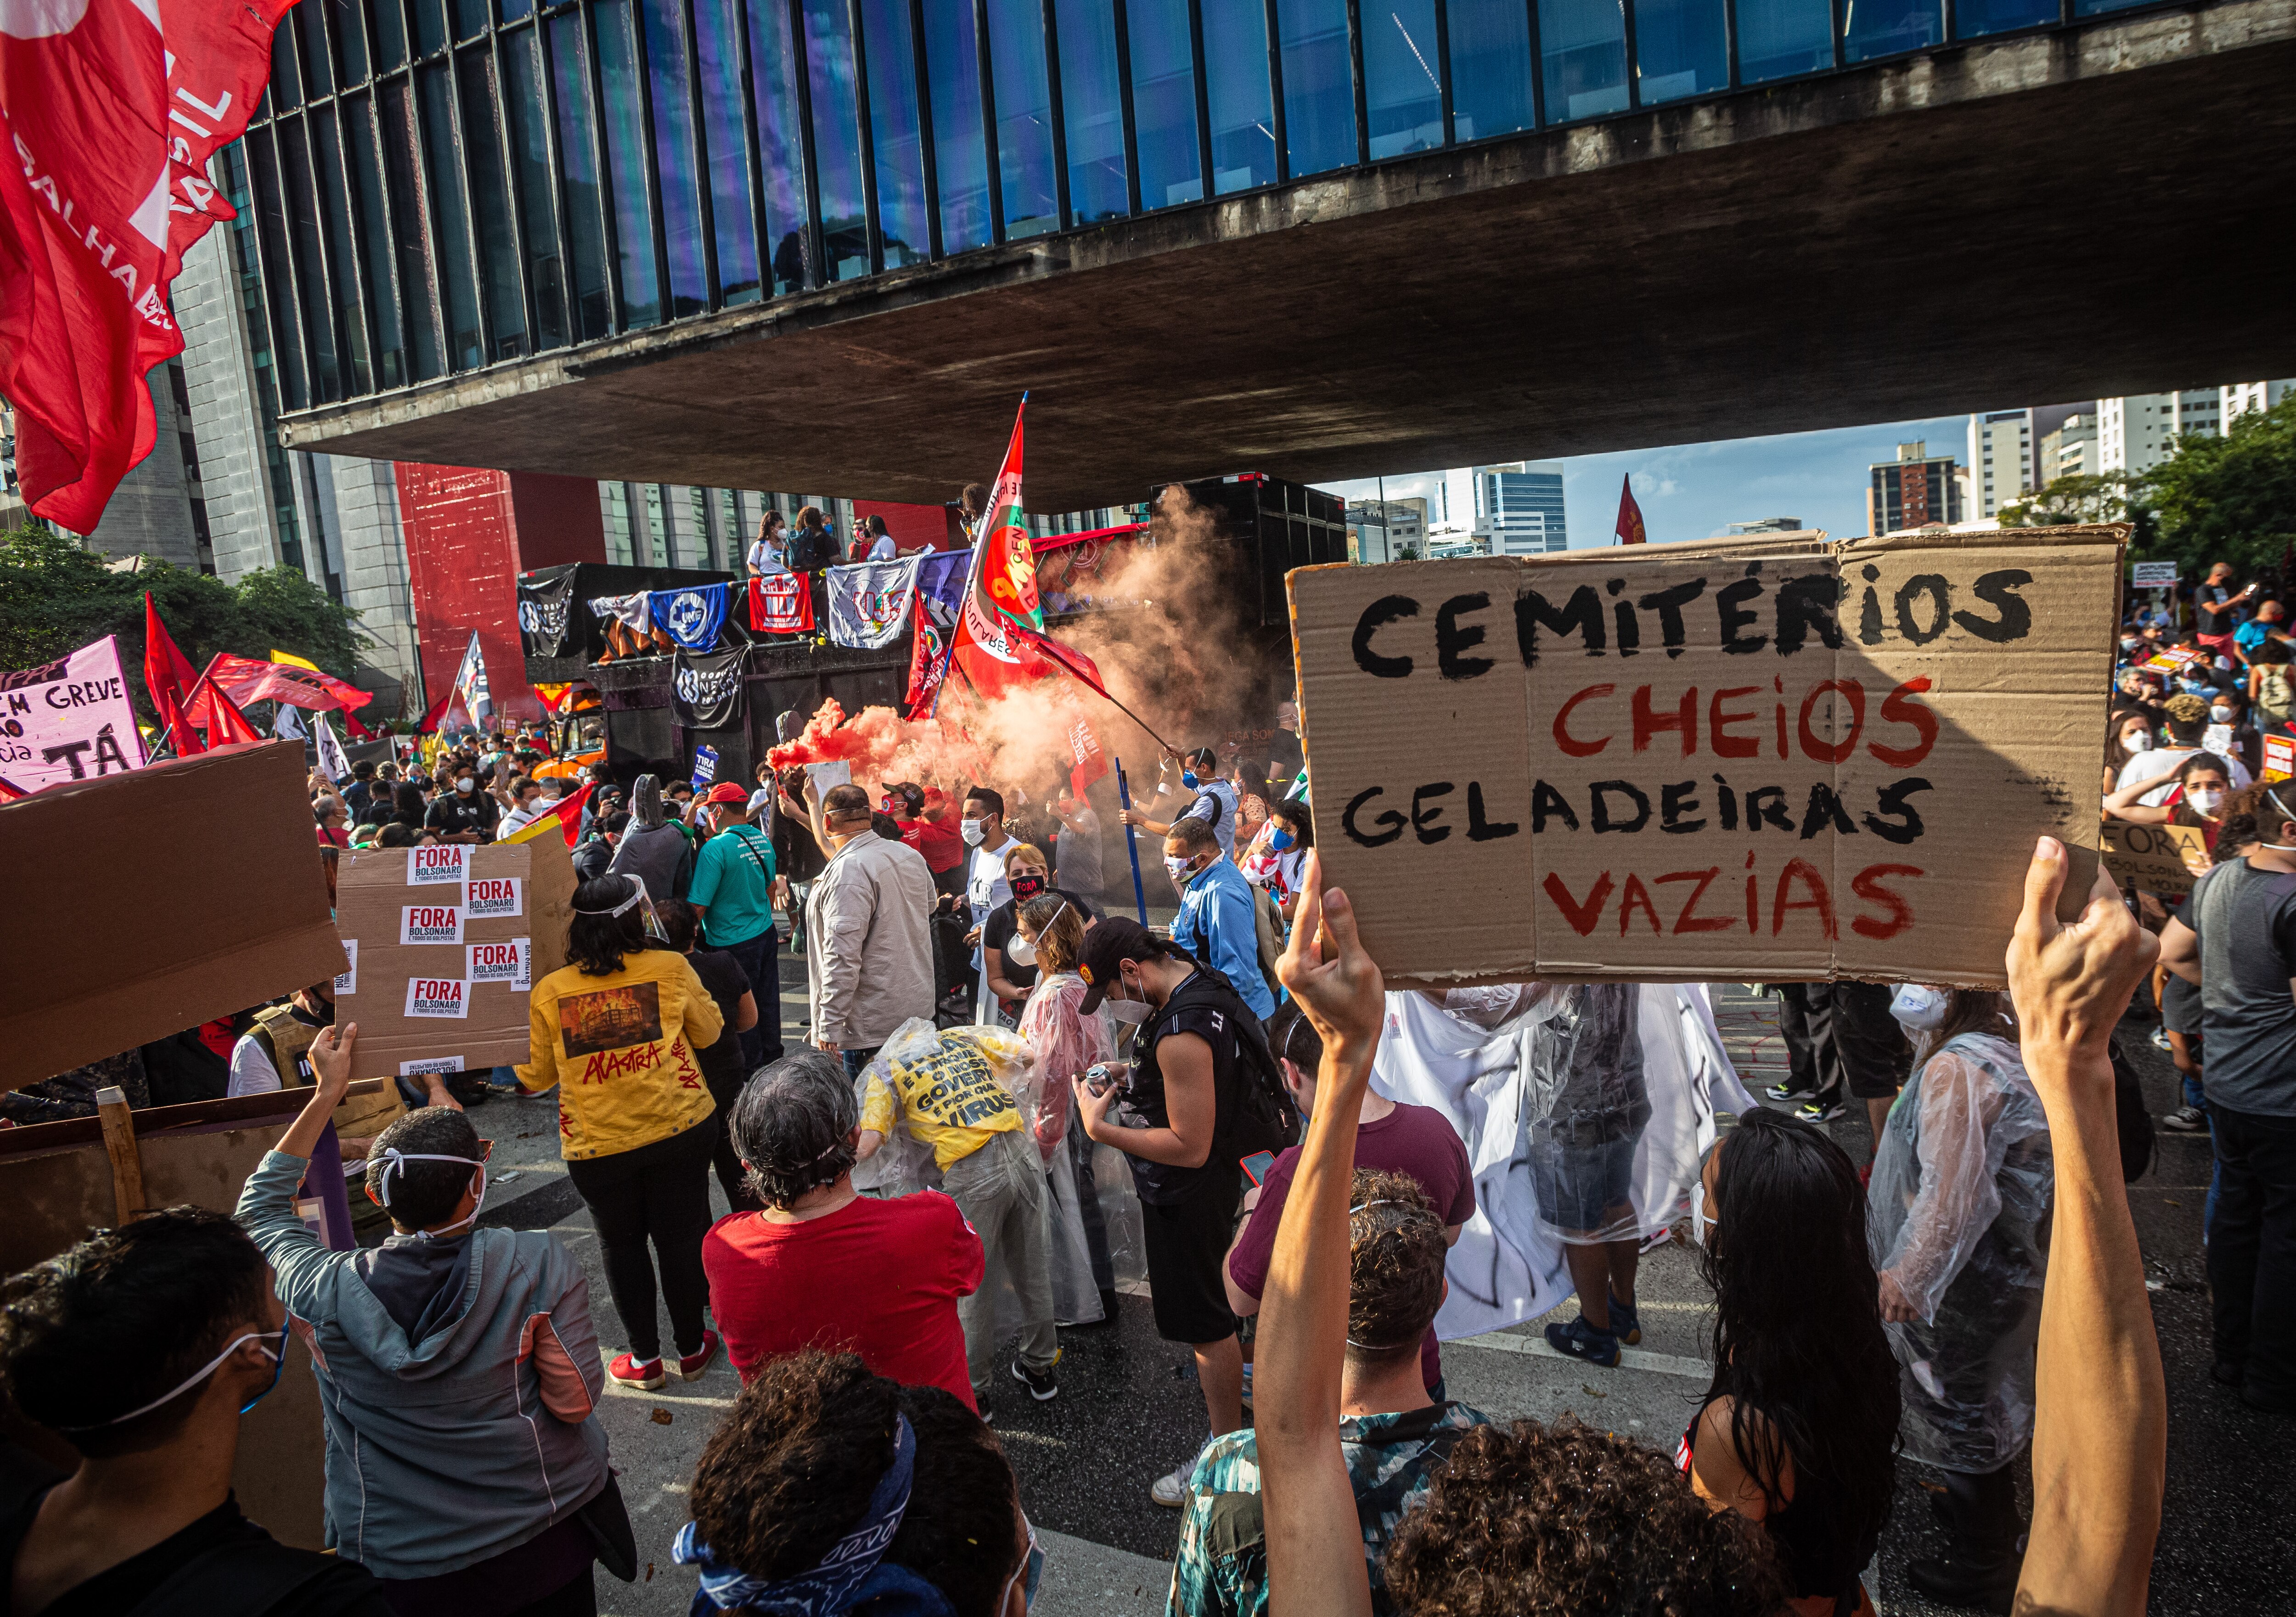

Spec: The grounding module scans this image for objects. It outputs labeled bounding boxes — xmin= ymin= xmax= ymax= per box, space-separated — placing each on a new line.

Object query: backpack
xmin=1159 ymin=969 xmax=1300 ymax=1162
xmin=1249 ymin=883 xmax=1285 ymax=1005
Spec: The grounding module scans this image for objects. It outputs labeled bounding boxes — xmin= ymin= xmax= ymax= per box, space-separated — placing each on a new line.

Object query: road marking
xmin=1453 ymin=1328 xmax=1713 ymax=1381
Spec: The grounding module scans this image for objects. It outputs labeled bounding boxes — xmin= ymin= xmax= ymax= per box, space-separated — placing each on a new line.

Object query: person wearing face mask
xmin=422 ymin=767 xmax=498 ymax=844
xmin=1868 ymin=986 xmax=2052 ymax=1610
xmin=0 ymin=1208 xmax=393 ymax=1617
xmin=494 ymin=775 xmax=548 ymax=839
xmin=1120 ymin=746 xmax=1242 ymax=859
xmin=1238 ymin=799 xmax=1313 ymax=922
xmin=1013 ymin=895 xmax=1120 ymax=1328
xmin=1167 ymin=818 xmax=1278 ymax=1022
xmin=807 ymin=782 xmax=939 ymax=1075
xmin=2106 ymin=751 xmax=2234 ymax=871
xmin=2103 ymin=708 xmax=2157 ymax=799
xmin=225 ymin=977 xmax=447 ymax=1132
xmin=979 ymin=843 xmax=1099 ymax=1018
xmin=688 ymin=781 xmax=785 ymax=1073
xmin=2115 ymin=692 xmax=2255 ymax=809
xmin=958 ymin=788 xmax=1017 ymax=1010
xmin=235 ymin=1023 xmax=628 ymax=1612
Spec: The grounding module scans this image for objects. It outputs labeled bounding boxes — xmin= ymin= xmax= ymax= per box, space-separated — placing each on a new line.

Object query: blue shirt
xmin=1175 ymin=858 xmax=1274 ymax=1020
xmin=688 ymin=823 xmax=778 ymax=946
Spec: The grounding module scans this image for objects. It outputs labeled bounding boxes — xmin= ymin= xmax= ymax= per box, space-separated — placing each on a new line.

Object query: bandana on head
xmin=675 ymin=1416 xmax=955 ymax=1617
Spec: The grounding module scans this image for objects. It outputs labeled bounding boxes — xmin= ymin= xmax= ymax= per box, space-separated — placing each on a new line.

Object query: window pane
xmin=456 ymin=51 xmax=528 ymax=357
xmin=1277 ymin=0 xmax=1353 ymax=176
xmin=593 ymin=0 xmax=664 ymax=325
xmin=1734 ymin=0 xmax=1830 ymax=82
xmin=1203 ymin=5 xmax=1274 ymax=192
xmin=2073 ymin=0 xmax=2151 ymax=16
xmin=1632 ymin=0 xmax=1726 ymax=101
xmin=501 ymin=0 xmax=535 ymax=19
xmin=1053 ymin=0 xmax=1127 ymax=223
xmin=379 ymin=79 xmax=445 ymax=377
xmin=1958 ymin=0 xmax=2055 ymax=34
xmin=985 ymin=0 xmax=1058 ymax=236
xmin=271 ymin=24 xmax=304 ymax=110
xmin=245 ymin=133 xmax=310 ymax=409
xmin=1843 ymin=0 xmax=1939 ymax=59
xmin=327 ymin=0 xmax=369 ymax=84
xmin=549 ymin=14 xmax=615 ymax=338
xmin=412 ymin=0 xmax=447 ymax=56
xmin=923 ymin=1 xmax=992 ymax=251
xmin=1364 ymin=0 xmax=1442 ymax=157
xmin=1540 ymin=0 xmax=1627 ymax=120
xmin=297 ymin=6 xmax=333 ymax=98
xmin=802 ymin=0 xmax=869 ymax=278
xmin=860 ymin=0 xmax=929 ymax=265
xmin=342 ymin=94 xmax=410 ymax=386
xmin=453 ymin=0 xmax=488 ymax=41
xmin=500 ymin=32 xmax=567 ymax=348
xmin=747 ymin=0 xmax=811 ymax=288
xmin=694 ymin=0 xmax=761 ymax=301
xmin=416 ymin=60 xmax=486 ymax=365
xmin=276 ymin=119 xmax=344 ymax=401
xmin=1126 ymin=0 xmax=1200 ymax=206
xmin=639 ymin=0 xmax=710 ymax=316
xmin=308 ymin=112 xmax=373 ymax=392
xmin=374 ymin=0 xmax=407 ymax=72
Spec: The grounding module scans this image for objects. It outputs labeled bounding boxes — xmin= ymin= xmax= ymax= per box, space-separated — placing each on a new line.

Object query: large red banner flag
xmin=1 ymin=0 xmax=294 ymax=530
xmin=1614 ymin=473 xmax=1647 ymax=545
xmin=141 ymin=591 xmax=203 ymax=755
xmin=952 ymin=397 xmax=1053 ymax=702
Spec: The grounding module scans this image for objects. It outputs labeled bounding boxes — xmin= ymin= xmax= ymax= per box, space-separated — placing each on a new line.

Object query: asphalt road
xmin=454 ymin=951 xmax=2289 ymax=1615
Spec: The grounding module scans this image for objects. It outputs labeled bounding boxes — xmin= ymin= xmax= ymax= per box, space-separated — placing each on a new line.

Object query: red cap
xmin=702 ymin=782 xmax=750 ymax=805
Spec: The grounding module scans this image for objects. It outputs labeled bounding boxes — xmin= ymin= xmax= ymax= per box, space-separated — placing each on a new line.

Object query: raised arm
xmin=2005 ymin=837 xmax=2165 ymax=1617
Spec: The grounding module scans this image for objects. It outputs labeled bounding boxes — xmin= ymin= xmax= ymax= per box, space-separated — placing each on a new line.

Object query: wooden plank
xmin=0 ymin=1079 xmax=391 ymax=1161
xmin=94 ymin=1086 xmax=146 ymax=1223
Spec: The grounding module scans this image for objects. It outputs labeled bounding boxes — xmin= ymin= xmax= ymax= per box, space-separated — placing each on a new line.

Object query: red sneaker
xmin=677 ymin=1330 xmax=720 ymax=1382
xmin=608 ymin=1352 xmax=664 ymax=1391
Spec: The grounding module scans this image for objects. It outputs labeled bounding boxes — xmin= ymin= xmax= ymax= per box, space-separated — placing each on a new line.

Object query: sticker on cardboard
xmin=403 ymin=977 xmax=469 ymax=1019
xmin=401 ymin=905 xmax=465 ymax=946
xmin=467 ymin=876 xmax=522 ymax=918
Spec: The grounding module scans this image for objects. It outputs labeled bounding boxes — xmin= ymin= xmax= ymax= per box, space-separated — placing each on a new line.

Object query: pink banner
xmin=0 ymin=636 xmax=149 ymax=795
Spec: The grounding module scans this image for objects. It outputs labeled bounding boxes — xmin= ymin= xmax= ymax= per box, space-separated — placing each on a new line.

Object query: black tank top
xmin=1680 ymin=1400 xmax=1873 ymax=1610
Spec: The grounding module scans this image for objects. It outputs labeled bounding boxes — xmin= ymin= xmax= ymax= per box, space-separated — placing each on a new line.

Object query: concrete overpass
xmin=268 ymin=0 xmax=2296 ymax=512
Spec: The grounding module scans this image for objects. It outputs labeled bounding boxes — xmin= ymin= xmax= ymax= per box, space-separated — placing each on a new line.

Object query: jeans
xmin=942 ymin=1129 xmax=1058 ymax=1392
xmin=715 ymin=928 xmax=782 ymax=1076
xmin=2182 ymin=1072 xmax=2225 ymax=1236
xmin=2207 ymin=1103 xmax=2296 ymax=1405
xmin=841 ymin=1047 xmax=880 ymax=1082
xmin=565 ymin=1118 xmax=720 ymax=1363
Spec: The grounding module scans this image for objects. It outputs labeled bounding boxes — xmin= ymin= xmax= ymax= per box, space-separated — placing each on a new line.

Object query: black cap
xmin=1075 ymin=916 xmax=1162 ymax=1014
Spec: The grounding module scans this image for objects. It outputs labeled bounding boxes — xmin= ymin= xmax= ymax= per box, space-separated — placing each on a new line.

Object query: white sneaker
xmin=1150 ymin=1464 xmax=1191 ymax=1508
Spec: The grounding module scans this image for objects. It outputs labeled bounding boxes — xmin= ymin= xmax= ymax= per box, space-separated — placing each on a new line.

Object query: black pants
xmin=1777 ymin=981 xmax=1909 ymax=1104
xmin=566 ymin=1118 xmax=719 ymax=1363
xmin=703 ymin=1072 xmax=764 ymax=1214
xmin=1936 ymin=1465 xmax=2021 ymax=1565
xmin=715 ymin=927 xmax=783 ymax=1076
xmin=2208 ymin=1103 xmax=2296 ymax=1405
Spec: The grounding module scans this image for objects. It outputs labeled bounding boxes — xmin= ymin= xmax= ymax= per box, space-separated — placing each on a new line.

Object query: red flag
xmin=748 ymin=573 xmax=815 ymax=634
xmin=185 ymin=673 xmax=262 ymax=744
xmin=951 ymin=400 xmax=1050 ymax=702
xmin=901 ymin=596 xmax=952 ymax=719
xmin=141 ymin=592 xmax=203 ymax=755
xmin=414 ymin=685 xmax=458 ymax=734
xmin=192 ymin=650 xmax=371 ymax=712
xmin=2 ymin=0 xmax=296 ymax=530
xmin=1066 ymin=713 xmax=1109 ymax=798
xmin=1017 ymin=626 xmax=1113 ymax=704
xmin=1615 ymin=474 xmax=1647 ymax=546
xmin=500 ymin=780 xmax=593 ymax=849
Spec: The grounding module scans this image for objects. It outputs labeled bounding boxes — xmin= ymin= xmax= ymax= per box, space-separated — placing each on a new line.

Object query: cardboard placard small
xmin=333 ymin=836 xmax=575 ymax=1078
xmin=0 ymin=742 xmax=345 ymax=1084
xmin=1290 ymin=526 xmax=2124 ymax=989
xmin=2100 ymin=819 xmax=2208 ymax=897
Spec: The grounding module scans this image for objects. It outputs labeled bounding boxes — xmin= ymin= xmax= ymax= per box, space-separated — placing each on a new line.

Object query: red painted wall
xmin=855 ymin=499 xmax=962 ymax=552
xmin=396 ymin=465 xmax=605 ymax=723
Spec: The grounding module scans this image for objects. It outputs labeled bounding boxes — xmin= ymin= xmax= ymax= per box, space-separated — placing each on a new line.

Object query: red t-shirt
xmin=902 ymin=812 xmax=965 ymax=875
xmin=1226 ymin=1101 xmax=1476 ymax=1391
xmin=702 ymin=1193 xmax=985 ymax=1408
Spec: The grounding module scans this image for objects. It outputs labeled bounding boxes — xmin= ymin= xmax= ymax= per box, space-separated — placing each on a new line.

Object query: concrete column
xmin=174 ymin=223 xmax=283 ymax=582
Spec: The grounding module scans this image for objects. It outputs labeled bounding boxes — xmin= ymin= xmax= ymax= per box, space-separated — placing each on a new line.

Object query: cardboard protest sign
xmin=2099 ymin=819 xmax=2208 ymax=897
xmin=0 ymin=741 xmax=346 ymax=1084
xmin=334 ymin=836 xmax=574 ymax=1079
xmin=0 ymin=636 xmax=147 ymax=795
xmin=1290 ymin=526 xmax=2123 ymax=989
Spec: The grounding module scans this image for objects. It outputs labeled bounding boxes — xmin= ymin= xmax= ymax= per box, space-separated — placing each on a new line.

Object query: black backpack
xmin=1160 ymin=969 xmax=1300 ymax=1162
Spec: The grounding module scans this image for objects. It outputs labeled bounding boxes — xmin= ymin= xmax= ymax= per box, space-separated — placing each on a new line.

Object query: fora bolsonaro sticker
xmin=406 ymin=845 xmax=468 ymax=887
xmin=403 ymin=978 xmax=469 ymax=1019
xmin=400 ymin=904 xmax=465 ymax=946
xmin=467 ymin=876 xmax=522 ymax=918
xmin=467 ymin=939 xmax=531 ymax=989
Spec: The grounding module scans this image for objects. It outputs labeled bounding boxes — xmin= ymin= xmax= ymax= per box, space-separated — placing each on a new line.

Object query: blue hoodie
xmin=236 ymin=1150 xmax=611 ymax=1580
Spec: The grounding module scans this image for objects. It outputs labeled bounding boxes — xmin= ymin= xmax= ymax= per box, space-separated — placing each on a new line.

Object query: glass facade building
xmin=242 ymin=0 xmax=2154 ymax=416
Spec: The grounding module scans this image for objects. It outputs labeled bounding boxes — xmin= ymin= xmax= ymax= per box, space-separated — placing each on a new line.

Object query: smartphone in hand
xmin=1240 ymin=1150 xmax=1277 ymax=1186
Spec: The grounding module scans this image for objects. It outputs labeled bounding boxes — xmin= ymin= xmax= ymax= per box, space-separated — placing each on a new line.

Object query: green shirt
xmin=688 ymin=823 xmax=777 ymax=946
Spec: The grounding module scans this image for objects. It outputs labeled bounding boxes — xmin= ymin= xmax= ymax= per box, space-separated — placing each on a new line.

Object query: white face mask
xmin=1005 ymin=903 xmax=1068 ymax=971
xmin=456 ymin=777 xmax=476 ymax=793
xmin=1890 ymin=984 xmax=1949 ymax=1031
xmin=1689 ymin=1177 xmax=1716 ymax=1250
xmin=961 ymin=817 xmax=988 ymax=847
xmin=2188 ymin=787 xmax=2225 ymax=815
xmin=376 ymin=1147 xmax=490 ymax=1238
xmin=2212 ymin=705 xmax=2236 ymax=723
xmin=1106 ymin=997 xmax=1153 ymax=1026
xmin=1163 ymin=854 xmax=1195 ymax=885
xmin=2123 ymin=732 xmax=2153 ymax=754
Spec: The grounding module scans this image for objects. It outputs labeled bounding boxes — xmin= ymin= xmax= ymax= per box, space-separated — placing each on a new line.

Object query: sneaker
xmin=1607 ymin=1293 xmax=1642 ymax=1347
xmin=1905 ymin=1550 xmax=2021 ymax=1614
xmin=1795 ymin=1099 xmax=1849 ymax=1123
xmin=1543 ymin=1314 xmax=1621 ymax=1369
xmin=677 ymin=1330 xmax=720 ymax=1381
xmin=2150 ymin=1026 xmax=2173 ymax=1052
xmin=1011 ymin=1356 xmax=1058 ymax=1402
xmin=1150 ymin=1464 xmax=1192 ymax=1508
xmin=608 ymin=1352 xmax=664 ymax=1391
xmin=2161 ymin=1105 xmax=2208 ymax=1133
xmin=1764 ymin=1081 xmax=1815 ymax=1103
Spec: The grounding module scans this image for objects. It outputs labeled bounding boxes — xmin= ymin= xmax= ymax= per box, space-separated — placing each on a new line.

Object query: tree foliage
xmin=0 ymin=528 xmax=366 ymax=716
xmin=1998 ymin=472 xmax=2139 ymax=530
xmin=2136 ymin=395 xmax=2296 ymax=576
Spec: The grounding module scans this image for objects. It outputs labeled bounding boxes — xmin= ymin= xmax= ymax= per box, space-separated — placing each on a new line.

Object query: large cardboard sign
xmin=0 ymin=742 xmax=345 ymax=1084
xmin=334 ymin=836 xmax=574 ymax=1078
xmin=1290 ymin=527 xmax=2123 ymax=988
xmin=0 ymin=635 xmax=147 ymax=795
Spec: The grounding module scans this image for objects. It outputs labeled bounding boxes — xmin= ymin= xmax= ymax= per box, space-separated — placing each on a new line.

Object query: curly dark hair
xmin=568 ymin=874 xmax=647 ymax=975
xmin=688 ymin=1351 xmax=1020 ymax=1617
xmin=1346 ymin=1168 xmax=1446 ymax=1369
xmin=1383 ymin=1417 xmax=1787 ymax=1616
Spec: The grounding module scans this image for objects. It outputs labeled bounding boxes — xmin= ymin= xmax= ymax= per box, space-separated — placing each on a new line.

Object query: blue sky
xmin=1313 ymin=413 xmax=1970 ymax=547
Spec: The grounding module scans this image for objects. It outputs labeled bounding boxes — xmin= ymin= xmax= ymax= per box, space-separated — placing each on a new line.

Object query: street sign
xmin=2131 ymin=561 xmax=2178 ymax=587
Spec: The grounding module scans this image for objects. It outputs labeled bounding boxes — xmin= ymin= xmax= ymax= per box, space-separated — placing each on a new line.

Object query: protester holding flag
xmin=1124 ymin=748 xmax=1242 ymax=859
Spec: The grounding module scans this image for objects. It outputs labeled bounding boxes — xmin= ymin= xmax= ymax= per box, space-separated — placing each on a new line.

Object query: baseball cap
xmin=702 ymin=781 xmax=750 ymax=805
xmin=1075 ymin=916 xmax=1166 ymax=1014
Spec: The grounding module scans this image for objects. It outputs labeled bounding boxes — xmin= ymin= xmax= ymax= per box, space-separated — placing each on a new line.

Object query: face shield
xmin=578 ymin=876 xmax=670 ymax=944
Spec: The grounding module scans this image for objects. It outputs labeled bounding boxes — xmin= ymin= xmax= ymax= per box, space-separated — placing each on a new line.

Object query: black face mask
xmin=1011 ymin=873 xmax=1048 ymax=902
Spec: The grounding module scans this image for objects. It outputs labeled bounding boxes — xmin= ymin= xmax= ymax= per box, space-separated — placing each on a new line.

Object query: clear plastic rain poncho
xmin=1867 ymin=1031 xmax=2054 ymax=1474
xmin=1371 ymin=982 xmax=1756 ymax=1340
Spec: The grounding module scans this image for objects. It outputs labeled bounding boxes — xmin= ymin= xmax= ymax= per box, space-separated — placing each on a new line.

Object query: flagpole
xmin=1115 ymin=757 xmax=1149 ymax=924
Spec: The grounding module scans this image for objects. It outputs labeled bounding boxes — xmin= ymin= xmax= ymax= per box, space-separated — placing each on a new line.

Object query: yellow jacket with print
xmin=518 ymin=948 xmax=724 ymax=1161
xmin=860 ymin=1026 xmax=1029 ymax=1172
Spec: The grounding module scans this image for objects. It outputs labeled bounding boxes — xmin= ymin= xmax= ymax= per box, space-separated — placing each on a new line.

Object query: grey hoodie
xmin=237 ymin=1150 xmax=610 ymax=1580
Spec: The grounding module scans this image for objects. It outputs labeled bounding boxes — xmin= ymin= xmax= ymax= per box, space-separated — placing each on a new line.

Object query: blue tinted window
xmin=549 ymin=13 xmax=615 ymax=337
xmin=416 ymin=62 xmax=485 ymax=365
xmin=746 ymin=0 xmax=810 ymax=288
xmin=1126 ymin=0 xmax=1201 ymax=206
xmin=1959 ymin=0 xmax=2056 ymax=33
xmin=2073 ymin=0 xmax=2152 ymax=15
xmin=592 ymin=0 xmax=663 ymax=326
xmin=694 ymin=0 xmax=760 ymax=300
xmin=378 ymin=79 xmax=444 ymax=377
xmin=1843 ymin=0 xmax=1939 ymax=59
xmin=307 ymin=113 xmax=371 ymax=392
xmin=247 ymin=134 xmax=309 ymax=407
xmin=1277 ymin=0 xmax=1355 ymax=175
xmin=271 ymin=24 xmax=303 ymax=110
xmin=1541 ymin=0 xmax=1627 ymax=120
xmin=501 ymin=30 xmax=567 ymax=349
xmin=923 ymin=4 xmax=991 ymax=252
xmin=501 ymin=0 xmax=534 ymax=18
xmin=296 ymin=6 xmax=332 ymax=98
xmin=1446 ymin=0 xmax=1532 ymax=141
xmin=802 ymin=0 xmax=870 ymax=278
xmin=454 ymin=0 xmax=488 ymax=41
xmin=456 ymin=51 xmax=529 ymax=358
xmin=986 ymin=0 xmax=1059 ymax=236
xmin=861 ymin=0 xmax=929 ymax=265
xmin=1053 ymin=0 xmax=1127 ymax=222
xmin=372 ymin=0 xmax=406 ymax=72
xmin=411 ymin=0 xmax=446 ymax=57
xmin=326 ymin=0 xmax=367 ymax=85
xmin=1203 ymin=4 xmax=1274 ymax=192
xmin=1734 ymin=0 xmax=1831 ymax=82
xmin=642 ymin=0 xmax=709 ymax=317
xmin=341 ymin=94 xmax=410 ymax=385
xmin=1632 ymin=0 xmax=1727 ymax=101
xmin=1364 ymin=0 xmax=1442 ymax=157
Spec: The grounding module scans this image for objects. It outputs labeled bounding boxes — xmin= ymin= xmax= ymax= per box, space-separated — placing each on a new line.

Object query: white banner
xmin=827 ymin=556 xmax=923 ymax=649
xmin=0 ymin=636 xmax=148 ymax=795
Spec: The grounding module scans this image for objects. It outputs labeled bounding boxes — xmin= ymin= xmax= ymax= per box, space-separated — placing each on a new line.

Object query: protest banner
xmin=1290 ymin=525 xmax=2124 ymax=989
xmin=2099 ymin=819 xmax=2208 ymax=897
xmin=2265 ymin=733 xmax=2296 ymax=783
xmin=2131 ymin=561 xmax=2178 ymax=588
xmin=0 ymin=635 xmax=147 ymax=795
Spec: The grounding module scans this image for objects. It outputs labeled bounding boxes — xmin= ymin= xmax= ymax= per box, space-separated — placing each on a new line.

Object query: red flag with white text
xmin=952 ymin=400 xmax=1052 ymax=702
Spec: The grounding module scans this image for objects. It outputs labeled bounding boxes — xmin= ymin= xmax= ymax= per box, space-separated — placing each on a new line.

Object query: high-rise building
xmin=2098 ymin=389 xmax=2221 ymax=475
xmin=1867 ymin=442 xmax=1964 ymax=534
xmin=1966 ymin=410 xmax=2036 ymax=519
xmin=2225 ymin=380 xmax=2294 ymax=424
xmin=1345 ymin=497 xmax=1428 ymax=563
xmin=2040 ymin=413 xmax=2099 ymax=484
xmin=1469 ymin=462 xmax=1567 ymax=554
